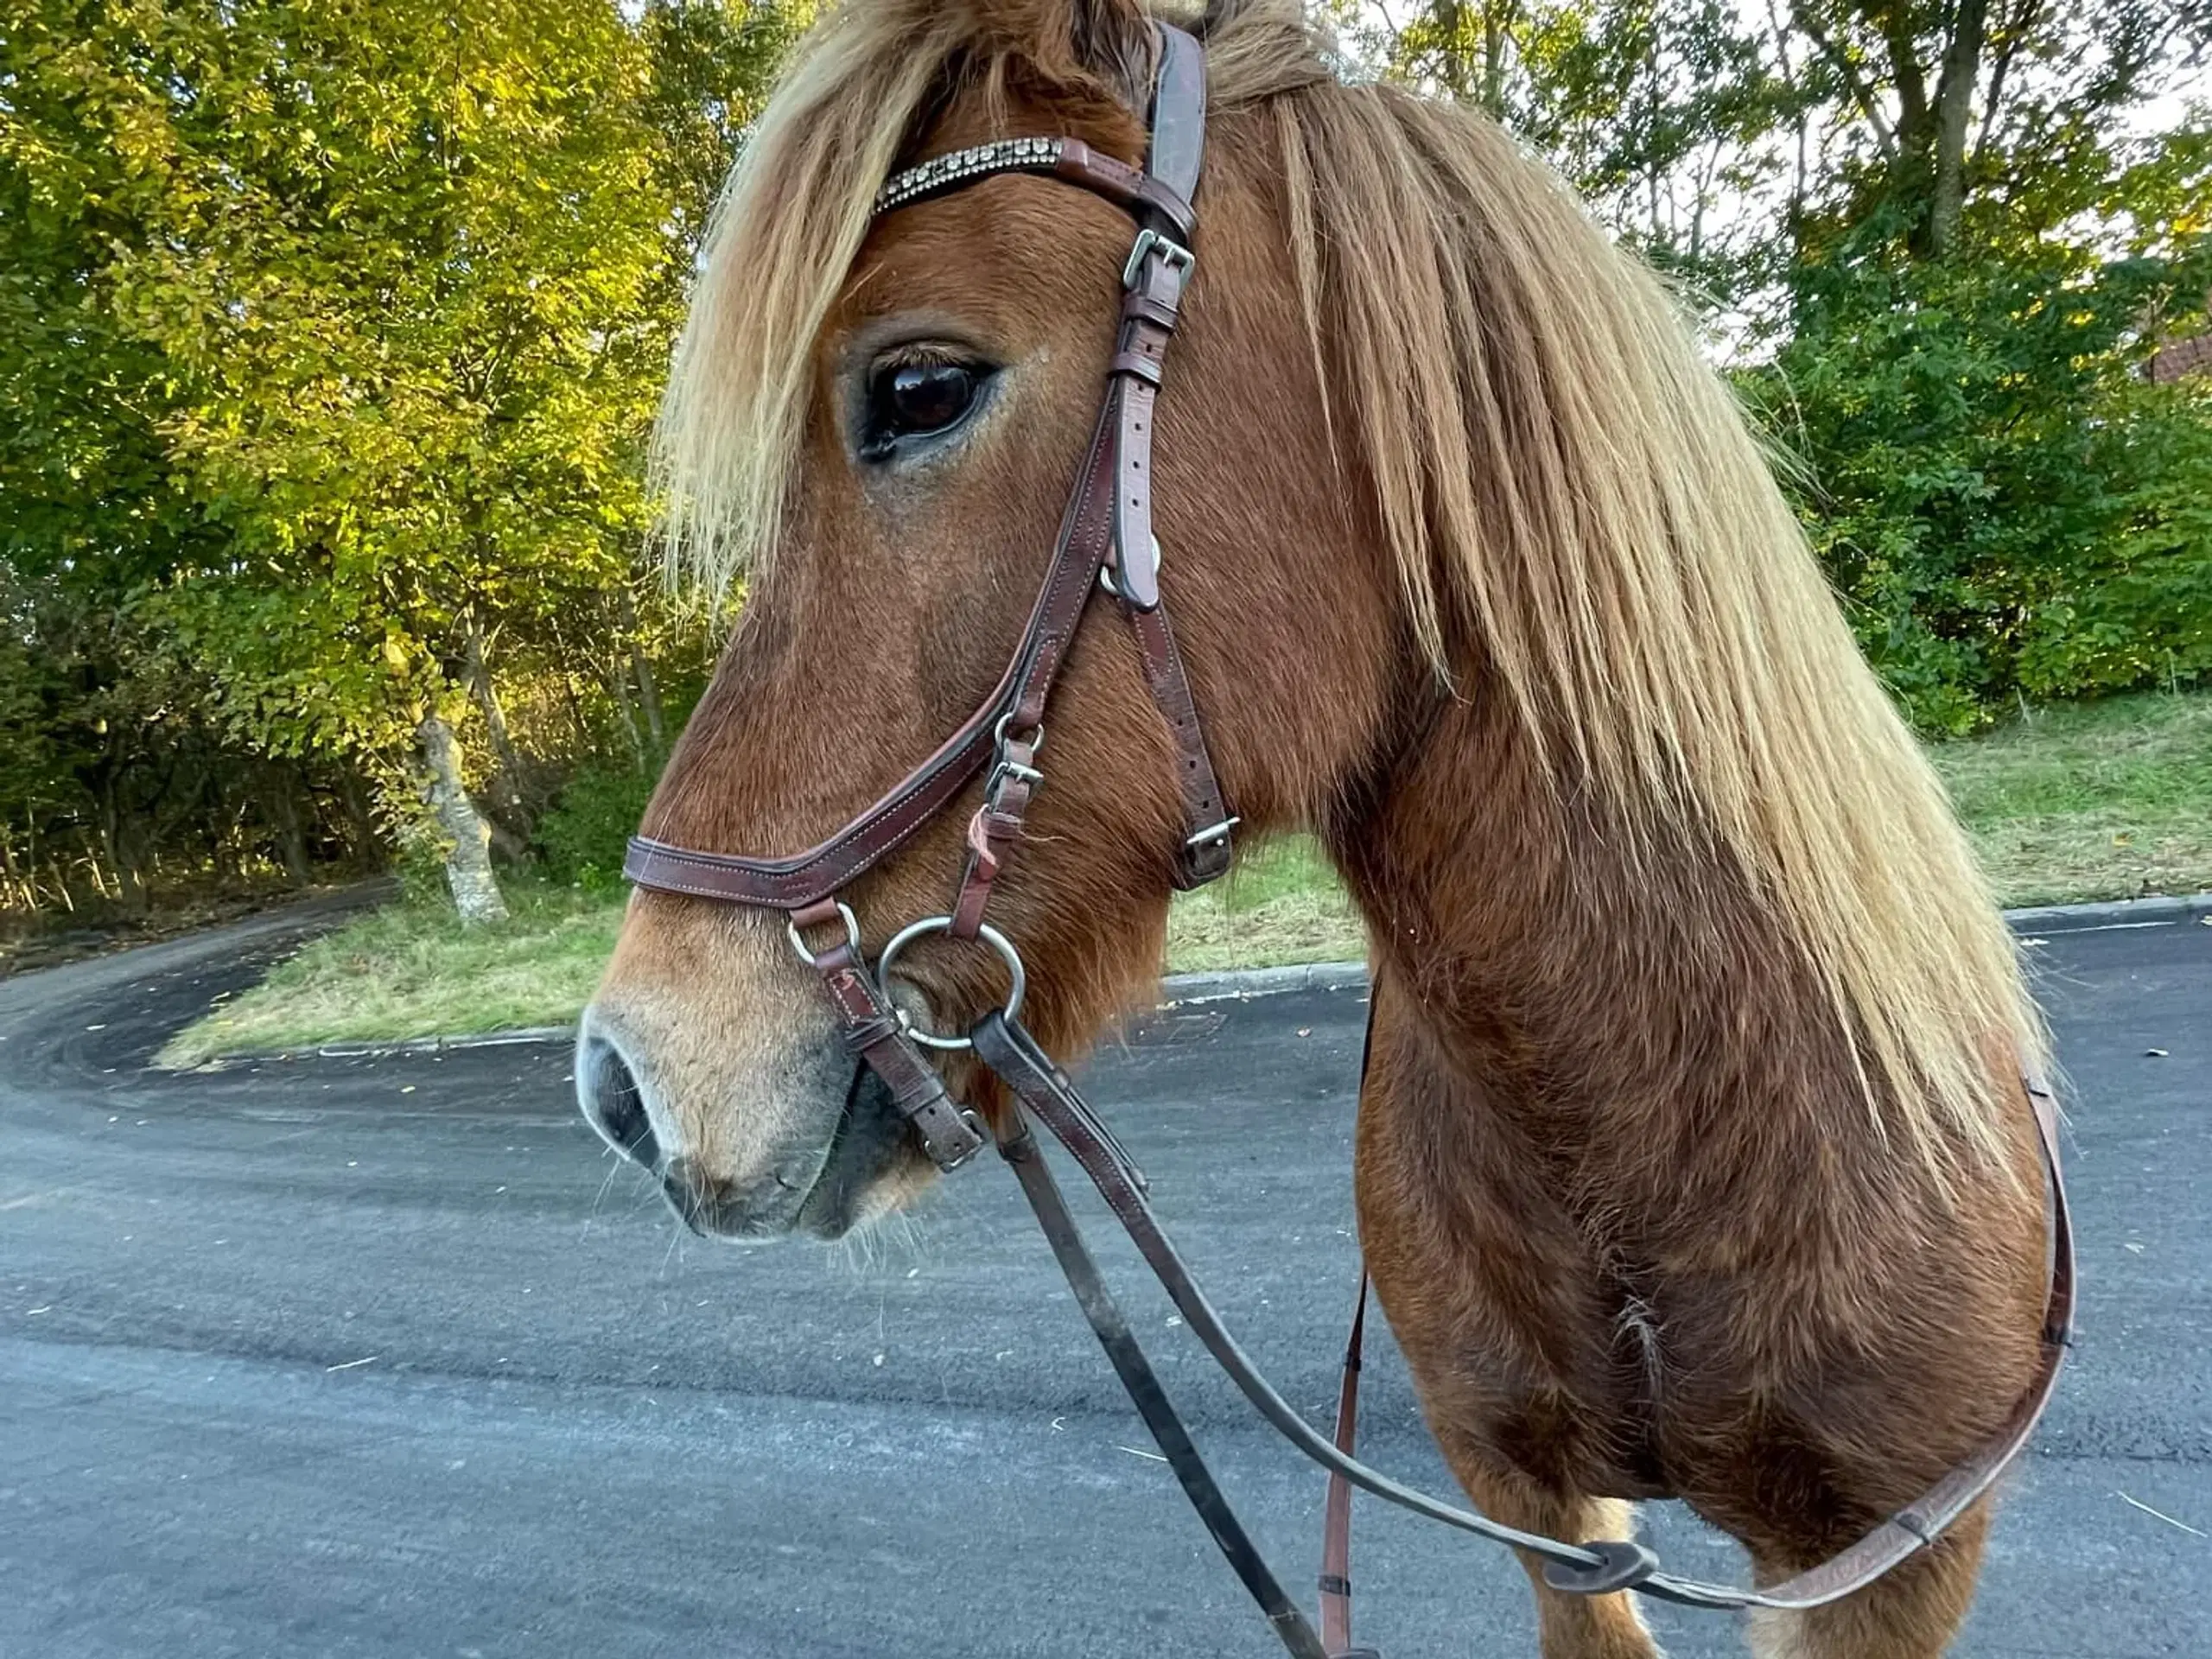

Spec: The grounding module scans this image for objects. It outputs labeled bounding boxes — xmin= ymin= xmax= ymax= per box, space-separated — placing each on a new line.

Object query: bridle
xmin=623 ymin=24 xmax=2074 ymax=1656
xmin=625 ymin=29 xmax=1230 ymax=1174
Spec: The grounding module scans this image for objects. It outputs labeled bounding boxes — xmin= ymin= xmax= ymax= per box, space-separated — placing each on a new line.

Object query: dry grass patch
xmin=160 ymin=690 xmax=2209 ymax=1059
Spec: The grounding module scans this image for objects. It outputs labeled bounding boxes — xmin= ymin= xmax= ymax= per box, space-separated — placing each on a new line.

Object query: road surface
xmin=2 ymin=904 xmax=2205 ymax=1656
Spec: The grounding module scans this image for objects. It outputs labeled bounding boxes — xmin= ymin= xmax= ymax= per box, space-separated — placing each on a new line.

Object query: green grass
xmin=160 ymin=689 xmax=2210 ymax=1063
xmin=1926 ymin=690 xmax=2212 ymax=906
xmin=1162 ymin=835 xmax=1363 ymax=973
xmin=160 ymin=881 xmax=627 ymax=1066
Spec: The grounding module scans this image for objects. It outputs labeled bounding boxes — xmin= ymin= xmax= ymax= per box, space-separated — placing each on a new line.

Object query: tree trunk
xmin=619 ymin=591 xmax=667 ymax=755
xmin=93 ymin=777 xmax=148 ymax=915
xmin=1923 ymin=0 xmax=1988 ymax=257
xmin=0 ymin=831 xmax=30 ymax=913
xmin=462 ymin=617 xmax=531 ymax=830
xmin=418 ymin=714 xmax=508 ymax=925
xmin=336 ymin=769 xmax=379 ymax=871
xmin=1482 ymin=5 xmax=1507 ymax=118
xmin=266 ymin=764 xmax=312 ymax=886
xmin=608 ymin=655 xmax=647 ymax=768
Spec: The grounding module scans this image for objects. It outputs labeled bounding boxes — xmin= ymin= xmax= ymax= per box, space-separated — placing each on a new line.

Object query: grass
xmin=161 ymin=882 xmax=628 ymax=1065
xmin=1927 ymin=691 xmax=2212 ymax=906
xmin=159 ymin=689 xmax=2209 ymax=1064
xmin=1162 ymin=835 xmax=1363 ymax=973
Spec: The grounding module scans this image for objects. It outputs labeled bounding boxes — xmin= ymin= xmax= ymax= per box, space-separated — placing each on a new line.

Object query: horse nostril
xmin=580 ymin=1033 xmax=660 ymax=1171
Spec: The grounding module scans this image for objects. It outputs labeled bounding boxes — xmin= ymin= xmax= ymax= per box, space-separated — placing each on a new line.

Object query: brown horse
xmin=576 ymin=3 xmax=2056 ymax=1653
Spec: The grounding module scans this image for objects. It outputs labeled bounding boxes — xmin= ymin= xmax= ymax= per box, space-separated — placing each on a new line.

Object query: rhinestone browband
xmin=872 ymin=136 xmax=1069 ymax=218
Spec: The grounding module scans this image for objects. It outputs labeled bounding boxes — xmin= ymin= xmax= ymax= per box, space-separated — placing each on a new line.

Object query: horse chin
xmin=786 ymin=1065 xmax=941 ymax=1241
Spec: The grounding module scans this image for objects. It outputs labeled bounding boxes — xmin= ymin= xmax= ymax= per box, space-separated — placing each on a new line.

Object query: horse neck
xmin=1323 ymin=677 xmax=1858 ymax=1154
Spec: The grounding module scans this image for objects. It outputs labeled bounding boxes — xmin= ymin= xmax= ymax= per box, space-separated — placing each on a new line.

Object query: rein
xmin=624 ymin=24 xmax=2075 ymax=1653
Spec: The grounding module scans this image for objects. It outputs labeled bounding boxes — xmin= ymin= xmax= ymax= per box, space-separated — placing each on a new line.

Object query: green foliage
xmin=1751 ymin=235 xmax=2212 ymax=729
xmin=0 ymin=0 xmax=783 ymax=920
xmin=5 ymin=0 xmax=2208 ymax=932
xmin=1379 ymin=0 xmax=1805 ymax=299
xmin=533 ymin=760 xmax=661 ymax=888
xmin=1377 ymin=0 xmax=2212 ymax=732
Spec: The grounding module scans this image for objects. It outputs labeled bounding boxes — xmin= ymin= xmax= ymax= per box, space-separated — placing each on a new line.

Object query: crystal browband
xmin=872 ymin=137 xmax=1069 ymax=218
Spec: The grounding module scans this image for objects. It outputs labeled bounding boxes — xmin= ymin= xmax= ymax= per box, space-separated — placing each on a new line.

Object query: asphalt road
xmin=1 ymin=905 xmax=2205 ymax=1658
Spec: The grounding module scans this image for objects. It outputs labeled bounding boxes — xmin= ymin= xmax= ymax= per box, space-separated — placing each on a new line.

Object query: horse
xmin=575 ymin=3 xmax=2061 ymax=1654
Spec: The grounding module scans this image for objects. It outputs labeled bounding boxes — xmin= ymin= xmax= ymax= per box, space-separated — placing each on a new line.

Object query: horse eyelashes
xmin=860 ymin=359 xmax=986 ymax=461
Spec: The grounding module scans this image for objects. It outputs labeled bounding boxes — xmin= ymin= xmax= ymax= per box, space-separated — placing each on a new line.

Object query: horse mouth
xmin=792 ymin=1062 xmax=931 ymax=1238
xmin=659 ymin=1061 xmax=926 ymax=1243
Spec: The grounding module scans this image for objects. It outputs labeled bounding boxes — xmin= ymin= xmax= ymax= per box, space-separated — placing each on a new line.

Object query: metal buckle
xmin=1099 ymin=533 xmax=1163 ymax=601
xmin=874 ymin=915 xmax=1027 ymax=1052
xmin=784 ymin=900 xmax=861 ymax=965
xmin=940 ymin=1109 xmax=988 ymax=1170
xmin=987 ymin=756 xmax=1045 ymax=796
xmin=1184 ymin=816 xmax=1240 ymax=849
xmin=991 ymin=710 xmax=1044 ymax=756
xmin=1122 ymin=227 xmax=1194 ymax=291
xmin=987 ymin=711 xmax=1046 ymax=799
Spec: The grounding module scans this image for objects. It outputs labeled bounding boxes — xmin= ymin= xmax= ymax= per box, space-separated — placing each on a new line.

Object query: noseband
xmin=624 ymin=24 xmax=2073 ymax=1656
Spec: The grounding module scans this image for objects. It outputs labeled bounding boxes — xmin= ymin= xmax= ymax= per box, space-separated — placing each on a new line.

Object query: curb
xmin=314 ymin=1026 xmax=575 ymax=1059
xmin=1158 ymin=959 xmax=1369 ymax=1005
xmin=190 ymin=890 xmax=2208 ymax=1065
xmin=190 ymin=1024 xmax=576 ymax=1068
xmin=2000 ymin=891 xmax=2211 ymax=931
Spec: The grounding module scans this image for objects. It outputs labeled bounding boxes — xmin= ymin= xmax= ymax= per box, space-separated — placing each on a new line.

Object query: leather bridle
xmin=624 ymin=24 xmax=2074 ymax=1656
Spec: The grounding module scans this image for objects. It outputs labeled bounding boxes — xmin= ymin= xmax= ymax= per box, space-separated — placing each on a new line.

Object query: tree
xmin=1786 ymin=0 xmax=2209 ymax=259
xmin=1 ymin=0 xmax=789 ymax=925
xmin=1376 ymin=0 xmax=2211 ymax=727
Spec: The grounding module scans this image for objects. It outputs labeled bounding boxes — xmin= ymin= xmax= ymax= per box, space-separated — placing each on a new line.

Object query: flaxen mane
xmin=652 ymin=0 xmax=2041 ymax=1179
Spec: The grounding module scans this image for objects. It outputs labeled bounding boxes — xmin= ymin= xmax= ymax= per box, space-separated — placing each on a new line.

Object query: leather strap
xmin=1145 ymin=23 xmax=1207 ymax=204
xmin=626 ymin=22 xmax=1233 ymax=917
xmin=1057 ymin=139 xmax=1198 ymax=243
xmin=626 ymin=380 xmax=1118 ymax=911
xmin=948 ymin=732 xmax=1038 ymax=941
xmin=972 ymin=1012 xmax=1624 ymax=1572
xmin=1105 ymin=245 xmax=1183 ymax=613
xmin=1105 ymin=20 xmax=1205 ymax=613
xmin=998 ymin=1117 xmax=1333 ymax=1659
xmin=971 ymin=1007 xmax=2075 ymax=1624
xmin=1318 ymin=1278 xmax=1372 ymax=1658
xmin=788 ymin=898 xmax=986 ymax=1168
xmin=1607 ymin=1067 xmax=2072 ymax=1610
xmin=870 ymin=134 xmax=1194 ymax=243
xmin=1319 ymin=1001 xmax=1384 ymax=1656
xmin=1128 ymin=603 xmax=1235 ymax=886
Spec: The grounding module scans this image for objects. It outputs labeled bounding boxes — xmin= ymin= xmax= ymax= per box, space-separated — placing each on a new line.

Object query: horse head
xmin=576 ymin=0 xmax=1393 ymax=1238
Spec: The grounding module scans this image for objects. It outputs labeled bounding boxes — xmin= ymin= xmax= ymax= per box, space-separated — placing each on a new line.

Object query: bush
xmin=1747 ymin=236 xmax=2212 ymax=732
xmin=533 ymin=760 xmax=659 ymax=888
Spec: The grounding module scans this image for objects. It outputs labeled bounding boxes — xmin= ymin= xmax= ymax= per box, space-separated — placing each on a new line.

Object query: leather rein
xmin=624 ymin=25 xmax=2075 ymax=1655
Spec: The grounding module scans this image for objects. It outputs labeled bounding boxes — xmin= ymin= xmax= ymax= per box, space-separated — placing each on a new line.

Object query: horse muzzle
xmin=574 ymin=985 xmax=926 ymax=1242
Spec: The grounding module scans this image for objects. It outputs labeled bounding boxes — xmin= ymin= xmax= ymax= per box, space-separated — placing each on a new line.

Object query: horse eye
xmin=862 ymin=360 xmax=982 ymax=457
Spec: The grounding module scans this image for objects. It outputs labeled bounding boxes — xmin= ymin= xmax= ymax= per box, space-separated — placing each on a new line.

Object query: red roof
xmin=2149 ymin=332 xmax=2212 ymax=383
